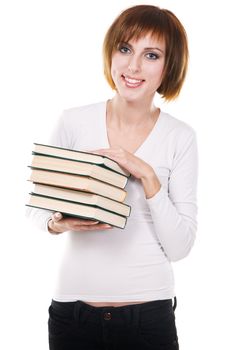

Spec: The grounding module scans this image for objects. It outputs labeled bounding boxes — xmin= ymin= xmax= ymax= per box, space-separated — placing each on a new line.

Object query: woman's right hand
xmin=48 ymin=212 xmax=112 ymax=234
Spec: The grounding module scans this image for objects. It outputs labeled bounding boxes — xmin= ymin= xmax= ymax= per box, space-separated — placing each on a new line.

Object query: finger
xmin=52 ymin=212 xmax=63 ymax=222
xmin=99 ymin=147 xmax=124 ymax=153
xmin=79 ymin=224 xmax=113 ymax=231
xmin=90 ymin=148 xmax=118 ymax=155
xmin=69 ymin=218 xmax=99 ymax=226
xmin=89 ymin=149 xmax=104 ymax=154
xmin=97 ymin=150 xmax=126 ymax=161
xmin=88 ymin=223 xmax=112 ymax=229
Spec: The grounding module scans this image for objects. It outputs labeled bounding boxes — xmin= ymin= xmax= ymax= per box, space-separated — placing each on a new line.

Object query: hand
xmin=92 ymin=148 xmax=161 ymax=198
xmin=48 ymin=212 xmax=112 ymax=234
xmin=92 ymin=147 xmax=151 ymax=179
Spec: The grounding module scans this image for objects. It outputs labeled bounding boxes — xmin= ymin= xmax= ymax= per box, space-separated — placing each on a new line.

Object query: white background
xmin=0 ymin=0 xmax=232 ymax=349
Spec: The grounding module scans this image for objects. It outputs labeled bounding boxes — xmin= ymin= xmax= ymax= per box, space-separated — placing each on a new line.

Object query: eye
xmin=145 ymin=52 xmax=159 ymax=60
xmin=119 ymin=45 xmax=131 ymax=54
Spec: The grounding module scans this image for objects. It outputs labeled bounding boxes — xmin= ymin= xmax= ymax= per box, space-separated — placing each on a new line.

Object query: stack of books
xmin=26 ymin=143 xmax=131 ymax=229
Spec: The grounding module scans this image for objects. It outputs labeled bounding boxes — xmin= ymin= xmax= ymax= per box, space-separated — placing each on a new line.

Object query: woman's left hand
xmin=93 ymin=148 xmax=150 ymax=178
xmin=93 ymin=148 xmax=161 ymax=198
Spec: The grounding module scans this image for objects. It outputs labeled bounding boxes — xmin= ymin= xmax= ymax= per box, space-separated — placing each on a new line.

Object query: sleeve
xmin=25 ymin=111 xmax=71 ymax=232
xmin=49 ymin=111 xmax=72 ymax=148
xmin=147 ymin=128 xmax=198 ymax=262
xmin=25 ymin=206 xmax=53 ymax=232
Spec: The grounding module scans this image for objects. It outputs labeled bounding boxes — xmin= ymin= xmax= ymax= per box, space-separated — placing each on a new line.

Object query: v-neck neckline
xmin=102 ymin=100 xmax=163 ymax=156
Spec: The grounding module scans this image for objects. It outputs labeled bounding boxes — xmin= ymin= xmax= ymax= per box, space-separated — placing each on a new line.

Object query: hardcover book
xmin=32 ymin=183 xmax=131 ymax=217
xmin=29 ymin=168 xmax=127 ymax=202
xmin=33 ymin=143 xmax=130 ymax=177
xmin=27 ymin=193 xmax=127 ymax=229
xmin=31 ymin=154 xmax=127 ymax=188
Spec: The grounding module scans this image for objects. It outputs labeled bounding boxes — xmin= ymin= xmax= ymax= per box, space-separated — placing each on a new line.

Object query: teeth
xmin=124 ymin=76 xmax=142 ymax=84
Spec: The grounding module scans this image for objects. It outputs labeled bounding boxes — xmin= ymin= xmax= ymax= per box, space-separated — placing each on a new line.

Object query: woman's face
xmin=111 ymin=33 xmax=166 ymax=103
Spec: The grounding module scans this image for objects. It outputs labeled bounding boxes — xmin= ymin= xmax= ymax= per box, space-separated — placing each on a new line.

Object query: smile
xmin=121 ymin=75 xmax=145 ymax=88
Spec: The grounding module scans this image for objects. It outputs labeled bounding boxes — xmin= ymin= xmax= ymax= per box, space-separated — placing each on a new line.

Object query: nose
xmin=128 ymin=56 xmax=141 ymax=74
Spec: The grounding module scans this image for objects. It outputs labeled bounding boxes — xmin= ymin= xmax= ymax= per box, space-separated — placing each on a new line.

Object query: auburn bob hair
xmin=103 ymin=5 xmax=189 ymax=101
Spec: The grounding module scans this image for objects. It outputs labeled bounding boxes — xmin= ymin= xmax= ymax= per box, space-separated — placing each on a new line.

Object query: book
xmin=29 ymin=168 xmax=127 ymax=202
xmin=31 ymin=154 xmax=127 ymax=188
xmin=33 ymin=143 xmax=130 ymax=177
xmin=26 ymin=193 xmax=127 ymax=229
xmin=32 ymin=183 xmax=131 ymax=217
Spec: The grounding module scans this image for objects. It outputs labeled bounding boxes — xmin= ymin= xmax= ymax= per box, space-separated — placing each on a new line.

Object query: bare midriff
xmin=84 ymin=301 xmax=148 ymax=307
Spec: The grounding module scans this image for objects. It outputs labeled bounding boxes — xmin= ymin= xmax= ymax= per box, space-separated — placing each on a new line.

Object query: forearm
xmin=146 ymin=128 xmax=198 ymax=262
xmin=147 ymin=187 xmax=197 ymax=262
xmin=141 ymin=170 xmax=161 ymax=199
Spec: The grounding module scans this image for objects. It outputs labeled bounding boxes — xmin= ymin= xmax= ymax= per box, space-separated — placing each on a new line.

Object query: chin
xmin=116 ymin=87 xmax=140 ymax=101
xmin=119 ymin=92 xmax=145 ymax=104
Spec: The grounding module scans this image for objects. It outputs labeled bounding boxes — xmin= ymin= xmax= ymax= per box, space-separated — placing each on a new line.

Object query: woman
xmin=27 ymin=5 xmax=198 ymax=350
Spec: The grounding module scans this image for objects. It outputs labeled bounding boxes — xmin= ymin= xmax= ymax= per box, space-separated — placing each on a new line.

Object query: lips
xmin=122 ymin=74 xmax=145 ymax=88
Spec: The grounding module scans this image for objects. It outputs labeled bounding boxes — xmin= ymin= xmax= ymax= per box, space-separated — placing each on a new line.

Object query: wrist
xmin=141 ymin=172 xmax=161 ymax=199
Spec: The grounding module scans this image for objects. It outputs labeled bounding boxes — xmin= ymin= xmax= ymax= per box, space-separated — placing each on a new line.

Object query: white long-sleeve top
xmin=26 ymin=101 xmax=198 ymax=302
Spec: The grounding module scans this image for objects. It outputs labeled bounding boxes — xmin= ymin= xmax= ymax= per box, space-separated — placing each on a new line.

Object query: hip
xmin=48 ymin=298 xmax=179 ymax=349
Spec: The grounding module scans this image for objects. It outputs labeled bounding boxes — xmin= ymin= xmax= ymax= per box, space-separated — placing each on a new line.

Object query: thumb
xmin=52 ymin=212 xmax=63 ymax=222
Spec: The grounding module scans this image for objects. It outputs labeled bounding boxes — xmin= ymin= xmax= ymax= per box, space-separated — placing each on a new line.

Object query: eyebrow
xmin=144 ymin=47 xmax=164 ymax=53
xmin=122 ymin=42 xmax=165 ymax=54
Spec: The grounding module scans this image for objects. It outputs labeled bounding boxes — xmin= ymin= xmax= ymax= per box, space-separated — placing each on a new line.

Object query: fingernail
xmin=55 ymin=213 xmax=61 ymax=219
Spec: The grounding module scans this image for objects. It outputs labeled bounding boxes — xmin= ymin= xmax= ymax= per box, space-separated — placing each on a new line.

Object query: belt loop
xmin=74 ymin=300 xmax=94 ymax=324
xmin=131 ymin=304 xmax=140 ymax=327
xmin=74 ymin=300 xmax=81 ymax=321
xmin=173 ymin=296 xmax=177 ymax=311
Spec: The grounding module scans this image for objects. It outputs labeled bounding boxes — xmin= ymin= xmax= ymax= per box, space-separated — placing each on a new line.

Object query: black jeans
xmin=48 ymin=298 xmax=179 ymax=350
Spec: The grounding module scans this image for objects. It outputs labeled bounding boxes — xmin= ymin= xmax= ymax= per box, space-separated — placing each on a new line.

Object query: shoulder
xmin=160 ymin=110 xmax=196 ymax=142
xmin=53 ymin=101 xmax=106 ymax=149
xmin=61 ymin=101 xmax=106 ymax=126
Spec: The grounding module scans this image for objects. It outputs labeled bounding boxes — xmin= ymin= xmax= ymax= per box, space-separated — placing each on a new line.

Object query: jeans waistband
xmin=51 ymin=298 xmax=176 ymax=327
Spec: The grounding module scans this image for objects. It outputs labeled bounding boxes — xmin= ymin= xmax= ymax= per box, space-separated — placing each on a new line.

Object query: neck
xmin=108 ymin=94 xmax=158 ymax=129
